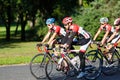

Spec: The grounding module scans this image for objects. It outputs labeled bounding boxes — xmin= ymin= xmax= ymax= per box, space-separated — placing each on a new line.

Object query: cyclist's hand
xmin=45 ymin=44 xmax=49 ymax=48
xmin=91 ymin=40 xmax=95 ymax=44
xmin=36 ymin=43 xmax=42 ymax=47
xmin=97 ymin=42 xmax=101 ymax=46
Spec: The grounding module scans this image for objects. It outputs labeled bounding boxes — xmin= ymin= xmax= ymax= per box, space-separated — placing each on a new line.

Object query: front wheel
xmin=30 ymin=53 xmax=47 ymax=79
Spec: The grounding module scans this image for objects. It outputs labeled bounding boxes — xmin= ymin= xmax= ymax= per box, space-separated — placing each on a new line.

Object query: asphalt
xmin=0 ymin=64 xmax=120 ymax=80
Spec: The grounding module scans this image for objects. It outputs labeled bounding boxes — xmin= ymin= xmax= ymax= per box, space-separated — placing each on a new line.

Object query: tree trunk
xmin=21 ymin=21 xmax=26 ymax=41
xmin=14 ymin=17 xmax=20 ymax=36
xmin=20 ymin=13 xmax=27 ymax=41
xmin=32 ymin=15 xmax=35 ymax=28
xmin=78 ymin=0 xmax=83 ymax=6
xmin=6 ymin=0 xmax=11 ymax=41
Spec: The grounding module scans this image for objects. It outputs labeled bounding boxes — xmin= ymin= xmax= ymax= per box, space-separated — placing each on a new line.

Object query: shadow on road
xmin=36 ymin=70 xmax=120 ymax=80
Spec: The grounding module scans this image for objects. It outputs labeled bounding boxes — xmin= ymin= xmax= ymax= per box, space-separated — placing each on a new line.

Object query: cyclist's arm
xmin=107 ymin=31 xmax=117 ymax=43
xmin=93 ymin=29 xmax=101 ymax=41
xmin=42 ymin=31 xmax=51 ymax=43
xmin=117 ymin=38 xmax=120 ymax=43
xmin=47 ymin=32 xmax=57 ymax=44
xmin=101 ymin=30 xmax=109 ymax=45
xmin=113 ymin=38 xmax=120 ymax=47
xmin=64 ymin=32 xmax=77 ymax=48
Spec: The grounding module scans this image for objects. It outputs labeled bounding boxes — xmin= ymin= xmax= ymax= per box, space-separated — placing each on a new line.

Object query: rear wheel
xmin=102 ymin=51 xmax=120 ymax=75
xmin=85 ymin=53 xmax=102 ymax=80
xmin=30 ymin=53 xmax=47 ymax=79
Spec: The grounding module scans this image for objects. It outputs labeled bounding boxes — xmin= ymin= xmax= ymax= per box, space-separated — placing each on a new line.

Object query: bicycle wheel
xmin=87 ymin=50 xmax=103 ymax=60
xmin=85 ymin=53 xmax=102 ymax=80
xmin=102 ymin=51 xmax=120 ymax=75
xmin=30 ymin=53 xmax=47 ymax=79
xmin=45 ymin=58 xmax=69 ymax=80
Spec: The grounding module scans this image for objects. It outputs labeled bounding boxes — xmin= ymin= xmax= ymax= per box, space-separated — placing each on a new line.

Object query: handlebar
xmin=90 ymin=41 xmax=107 ymax=49
xmin=36 ymin=43 xmax=52 ymax=53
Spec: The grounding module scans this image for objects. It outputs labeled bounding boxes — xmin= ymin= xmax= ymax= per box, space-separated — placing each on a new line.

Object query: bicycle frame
xmin=59 ymin=52 xmax=80 ymax=71
xmin=58 ymin=49 xmax=96 ymax=72
xmin=37 ymin=46 xmax=58 ymax=64
xmin=93 ymin=43 xmax=120 ymax=65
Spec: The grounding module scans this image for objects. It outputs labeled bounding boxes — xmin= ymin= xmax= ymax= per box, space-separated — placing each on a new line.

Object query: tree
xmin=0 ymin=0 xmax=11 ymax=41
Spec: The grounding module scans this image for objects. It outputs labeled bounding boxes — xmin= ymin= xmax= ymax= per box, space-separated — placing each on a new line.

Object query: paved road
xmin=0 ymin=64 xmax=120 ymax=80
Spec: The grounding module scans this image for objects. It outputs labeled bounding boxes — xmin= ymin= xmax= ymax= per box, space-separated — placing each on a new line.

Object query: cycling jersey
xmin=111 ymin=26 xmax=120 ymax=44
xmin=99 ymin=24 xmax=114 ymax=35
xmin=115 ymin=26 xmax=120 ymax=32
xmin=65 ymin=24 xmax=91 ymax=47
xmin=49 ymin=25 xmax=66 ymax=36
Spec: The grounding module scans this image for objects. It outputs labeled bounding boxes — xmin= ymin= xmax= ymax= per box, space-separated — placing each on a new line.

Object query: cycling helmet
xmin=114 ymin=18 xmax=120 ymax=26
xmin=62 ymin=17 xmax=72 ymax=24
xmin=100 ymin=17 xmax=108 ymax=24
xmin=46 ymin=18 xmax=55 ymax=24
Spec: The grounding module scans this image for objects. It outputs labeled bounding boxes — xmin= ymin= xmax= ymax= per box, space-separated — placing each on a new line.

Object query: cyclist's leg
xmin=107 ymin=35 xmax=120 ymax=60
xmin=77 ymin=39 xmax=91 ymax=78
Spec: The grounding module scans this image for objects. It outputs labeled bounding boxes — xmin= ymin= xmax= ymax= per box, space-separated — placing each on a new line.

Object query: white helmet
xmin=114 ymin=18 xmax=120 ymax=26
xmin=100 ymin=17 xmax=108 ymax=24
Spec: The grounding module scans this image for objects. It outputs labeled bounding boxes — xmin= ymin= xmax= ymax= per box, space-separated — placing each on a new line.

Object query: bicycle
xmin=87 ymin=41 xmax=120 ymax=76
xmin=30 ymin=44 xmax=61 ymax=79
xmin=45 ymin=47 xmax=102 ymax=80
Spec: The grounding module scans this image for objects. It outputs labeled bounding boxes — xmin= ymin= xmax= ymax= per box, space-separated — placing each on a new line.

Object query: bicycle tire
xmin=87 ymin=49 xmax=120 ymax=76
xmin=64 ymin=52 xmax=102 ymax=80
xmin=30 ymin=53 xmax=47 ymax=79
xmin=45 ymin=58 xmax=69 ymax=80
xmin=102 ymin=51 xmax=120 ymax=76
xmin=85 ymin=53 xmax=102 ymax=80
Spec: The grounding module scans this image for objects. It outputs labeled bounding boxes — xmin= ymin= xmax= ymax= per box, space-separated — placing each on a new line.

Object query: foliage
xmin=73 ymin=0 xmax=120 ymax=40
xmin=0 ymin=0 xmax=120 ymax=41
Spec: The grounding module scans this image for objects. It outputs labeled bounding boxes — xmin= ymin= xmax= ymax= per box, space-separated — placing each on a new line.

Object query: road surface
xmin=0 ymin=64 xmax=120 ymax=80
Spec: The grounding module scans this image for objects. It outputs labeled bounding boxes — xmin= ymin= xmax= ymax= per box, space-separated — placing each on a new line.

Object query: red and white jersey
xmin=99 ymin=24 xmax=114 ymax=33
xmin=115 ymin=26 xmax=120 ymax=32
xmin=49 ymin=25 xmax=66 ymax=36
xmin=69 ymin=24 xmax=90 ymax=39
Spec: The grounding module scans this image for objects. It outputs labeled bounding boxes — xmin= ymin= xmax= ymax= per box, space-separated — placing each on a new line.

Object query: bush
xmin=72 ymin=0 xmax=120 ymax=40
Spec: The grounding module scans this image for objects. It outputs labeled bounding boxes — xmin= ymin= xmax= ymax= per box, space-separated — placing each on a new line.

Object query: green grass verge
xmin=0 ymin=41 xmax=96 ymax=65
xmin=0 ymin=41 xmax=39 ymax=65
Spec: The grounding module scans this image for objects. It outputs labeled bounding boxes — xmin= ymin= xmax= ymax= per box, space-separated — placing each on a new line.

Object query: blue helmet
xmin=46 ymin=18 xmax=55 ymax=24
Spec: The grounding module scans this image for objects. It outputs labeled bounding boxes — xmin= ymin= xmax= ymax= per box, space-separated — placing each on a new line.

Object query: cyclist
xmin=105 ymin=18 xmax=120 ymax=60
xmin=39 ymin=18 xmax=66 ymax=56
xmin=107 ymin=18 xmax=120 ymax=44
xmin=62 ymin=17 xmax=91 ymax=78
xmin=93 ymin=17 xmax=114 ymax=45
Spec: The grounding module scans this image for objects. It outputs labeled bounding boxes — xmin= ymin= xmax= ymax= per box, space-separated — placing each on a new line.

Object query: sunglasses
xmin=101 ymin=23 xmax=104 ymax=25
xmin=64 ymin=24 xmax=68 ymax=26
xmin=47 ymin=24 xmax=51 ymax=26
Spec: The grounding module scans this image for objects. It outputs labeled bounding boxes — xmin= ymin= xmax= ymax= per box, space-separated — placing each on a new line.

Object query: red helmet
xmin=62 ymin=17 xmax=73 ymax=24
xmin=114 ymin=18 xmax=120 ymax=26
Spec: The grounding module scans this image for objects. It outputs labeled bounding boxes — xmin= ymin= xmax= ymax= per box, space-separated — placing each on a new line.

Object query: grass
xmin=0 ymin=40 xmax=96 ymax=65
xmin=0 ymin=41 xmax=39 ymax=65
xmin=0 ymin=25 xmax=40 ymax=65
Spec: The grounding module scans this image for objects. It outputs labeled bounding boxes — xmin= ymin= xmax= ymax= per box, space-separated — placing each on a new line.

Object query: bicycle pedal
xmin=67 ymin=70 xmax=76 ymax=77
xmin=56 ymin=67 xmax=61 ymax=71
xmin=108 ymin=60 xmax=114 ymax=64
